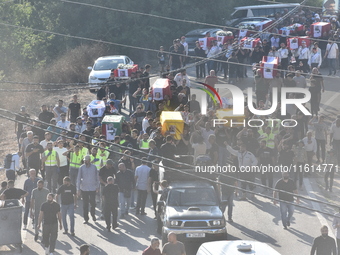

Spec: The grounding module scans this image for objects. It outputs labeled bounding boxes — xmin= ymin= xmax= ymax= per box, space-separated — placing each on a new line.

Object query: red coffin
xmin=240 ymin=37 xmax=261 ymax=49
xmin=261 ymin=56 xmax=278 ymax=79
xmin=310 ymin=22 xmax=331 ymax=38
xmin=198 ymin=37 xmax=216 ymax=51
xmin=298 ymin=36 xmax=311 ymax=48
xmin=151 ymin=78 xmax=172 ymax=101
xmin=113 ymin=64 xmax=138 ymax=78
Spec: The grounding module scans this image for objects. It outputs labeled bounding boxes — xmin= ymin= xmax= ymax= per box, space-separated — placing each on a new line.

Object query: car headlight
xmin=90 ymin=76 xmax=97 ymax=80
xmin=170 ymin=220 xmax=179 ymax=226
xmin=212 ymin=220 xmax=221 ymax=226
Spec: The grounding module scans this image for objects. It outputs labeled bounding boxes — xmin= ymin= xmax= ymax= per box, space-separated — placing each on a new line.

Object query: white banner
xmin=289 ymin=38 xmax=299 ymax=50
xmin=263 ymin=63 xmax=274 ymax=79
xmin=239 ymin=29 xmax=248 ymax=38
xmin=314 ymin=24 xmax=322 ymax=38
xmin=199 ymin=38 xmax=208 ymax=51
xmin=216 ymin=36 xmax=225 ymax=47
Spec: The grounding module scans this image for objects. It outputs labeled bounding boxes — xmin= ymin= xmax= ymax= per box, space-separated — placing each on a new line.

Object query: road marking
xmin=303 ymin=178 xmax=336 ymax=239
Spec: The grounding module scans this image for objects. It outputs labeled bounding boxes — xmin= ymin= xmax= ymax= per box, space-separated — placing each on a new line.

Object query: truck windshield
xmin=168 ymin=188 xmax=218 ymax=206
xmin=93 ymin=59 xmax=124 ymax=71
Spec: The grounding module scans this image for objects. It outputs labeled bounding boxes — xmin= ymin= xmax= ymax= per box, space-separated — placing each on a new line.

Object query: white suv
xmin=88 ymin=55 xmax=134 ymax=86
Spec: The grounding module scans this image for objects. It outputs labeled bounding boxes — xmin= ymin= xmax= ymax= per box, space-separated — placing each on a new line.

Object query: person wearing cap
xmin=77 ymin=155 xmax=99 ymax=224
xmin=25 ymin=135 xmax=44 ymax=179
xmin=15 ymin=106 xmax=30 ymax=147
xmin=39 ymin=105 xmax=54 ymax=129
xmin=53 ymin=99 xmax=68 ymax=122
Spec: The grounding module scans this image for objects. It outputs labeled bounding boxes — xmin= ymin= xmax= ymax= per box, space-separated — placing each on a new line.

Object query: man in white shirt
xmin=180 ymin=36 xmax=188 ymax=66
xmin=5 ymin=152 xmax=21 ymax=181
xmin=278 ymin=43 xmax=289 ymax=75
xmin=142 ymin=111 xmax=153 ymax=133
xmin=75 ymin=117 xmax=86 ymax=134
xmin=225 ymin=142 xmax=258 ymax=200
xmin=207 ymin=40 xmax=221 ymax=73
xmin=270 ymin=35 xmax=280 ymax=49
xmin=324 ymin=39 xmax=339 ymax=76
xmin=134 ymin=159 xmax=151 ymax=215
xmin=174 ymin=69 xmax=191 ymax=88
xmin=40 ymin=132 xmax=52 ymax=150
xmin=54 ymin=140 xmax=69 ymax=185
xmin=308 ymin=47 xmax=322 ymax=69
xmin=302 ymin=131 xmax=317 ymax=168
xmin=297 ymin=41 xmax=310 ymax=73
xmin=56 ymin=113 xmax=70 ymax=130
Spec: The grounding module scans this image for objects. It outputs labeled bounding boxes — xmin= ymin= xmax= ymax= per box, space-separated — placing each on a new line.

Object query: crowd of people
xmin=0 ymin=5 xmax=340 ymax=255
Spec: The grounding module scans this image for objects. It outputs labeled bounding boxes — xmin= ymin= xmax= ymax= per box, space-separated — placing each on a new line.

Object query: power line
xmin=1 ymin=110 xmax=339 ymax=219
xmin=1 ymin=106 xmax=340 ymax=211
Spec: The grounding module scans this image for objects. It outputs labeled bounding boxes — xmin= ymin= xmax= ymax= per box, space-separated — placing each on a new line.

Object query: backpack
xmin=4 ymin=154 xmax=13 ymax=169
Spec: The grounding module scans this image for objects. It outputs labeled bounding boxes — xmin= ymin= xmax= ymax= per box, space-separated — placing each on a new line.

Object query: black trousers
xmin=151 ymin=189 xmax=158 ymax=215
xmin=136 ymin=190 xmax=148 ymax=213
xmin=82 ymin=190 xmax=96 ymax=221
xmin=104 ymin=204 xmax=118 ymax=228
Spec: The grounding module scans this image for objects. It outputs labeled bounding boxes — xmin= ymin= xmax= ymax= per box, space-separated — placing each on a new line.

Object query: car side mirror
xmin=157 ymin=200 xmax=166 ymax=207
xmin=220 ymin=200 xmax=228 ymax=213
xmin=87 ymin=66 xmax=93 ymax=70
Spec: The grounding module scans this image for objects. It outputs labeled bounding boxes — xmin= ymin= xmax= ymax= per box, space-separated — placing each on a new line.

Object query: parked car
xmin=87 ymin=55 xmax=134 ymax=92
xmin=226 ymin=3 xmax=300 ymax=26
xmin=185 ymin=28 xmax=221 ymax=56
xmin=229 ymin=17 xmax=273 ymax=28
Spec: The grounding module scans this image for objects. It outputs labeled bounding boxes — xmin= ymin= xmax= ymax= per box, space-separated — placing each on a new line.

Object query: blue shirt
xmin=24 ymin=177 xmax=41 ymax=202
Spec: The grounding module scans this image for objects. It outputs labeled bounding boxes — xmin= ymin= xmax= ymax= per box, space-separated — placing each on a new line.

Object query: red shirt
xmin=142 ymin=246 xmax=161 ymax=255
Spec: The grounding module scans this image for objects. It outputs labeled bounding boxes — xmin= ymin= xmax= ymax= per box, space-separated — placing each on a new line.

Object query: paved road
xmin=1 ymin=66 xmax=339 ymax=255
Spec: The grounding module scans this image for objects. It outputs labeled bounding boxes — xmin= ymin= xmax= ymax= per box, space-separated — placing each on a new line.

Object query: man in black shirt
xmin=56 ymin=177 xmax=77 ymax=236
xmin=160 ymin=135 xmax=176 ymax=168
xmin=68 ymin=95 xmax=81 ymax=123
xmin=37 ymin=193 xmax=62 ymax=255
xmin=25 ymin=136 xmax=44 ymax=178
xmin=194 ymin=41 xmax=206 ymax=78
xmin=273 ymin=172 xmax=300 ymax=229
xmin=116 ymin=163 xmax=134 ymax=218
xmin=102 ymin=176 xmax=119 ymax=232
xmin=1 ymin=180 xmax=28 ymax=201
xmin=149 ymin=160 xmax=160 ymax=218
xmin=39 ymin=105 xmax=54 ymax=129
xmin=142 ymin=64 xmax=151 ymax=91
xmin=311 ymin=225 xmax=337 ymax=255
xmin=82 ymin=121 xmax=94 ymax=143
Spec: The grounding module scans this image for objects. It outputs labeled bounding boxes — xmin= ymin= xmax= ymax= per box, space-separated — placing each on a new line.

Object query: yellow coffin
xmin=160 ymin=111 xmax=184 ymax=140
xmin=216 ymin=108 xmax=246 ymax=127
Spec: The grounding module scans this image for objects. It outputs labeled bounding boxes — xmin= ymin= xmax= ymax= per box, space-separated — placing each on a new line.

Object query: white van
xmin=196 ymin=240 xmax=281 ymax=255
xmin=227 ymin=3 xmax=300 ymax=25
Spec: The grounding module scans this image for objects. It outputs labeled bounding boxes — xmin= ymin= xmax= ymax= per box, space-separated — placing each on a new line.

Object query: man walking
xmin=311 ymin=225 xmax=337 ymax=255
xmin=102 ymin=176 xmax=119 ymax=232
xmin=37 ymin=193 xmax=62 ymax=255
xmin=56 ymin=176 xmax=77 ymax=236
xmin=135 ymin=158 xmax=151 ymax=216
xmin=77 ymin=155 xmax=99 ymax=224
xmin=273 ymin=172 xmax=300 ymax=229
xmin=23 ymin=169 xmax=40 ymax=230
xmin=25 ymin=135 xmax=44 ymax=178
xmin=116 ymin=163 xmax=134 ymax=219
xmin=42 ymin=142 xmax=60 ymax=193
xmin=31 ymin=180 xmax=49 ymax=241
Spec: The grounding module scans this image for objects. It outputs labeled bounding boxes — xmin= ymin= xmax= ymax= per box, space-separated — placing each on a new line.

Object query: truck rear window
xmin=168 ymin=188 xmax=218 ymax=206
